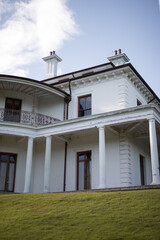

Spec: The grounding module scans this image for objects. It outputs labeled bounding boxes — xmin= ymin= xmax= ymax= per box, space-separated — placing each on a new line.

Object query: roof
xmin=0 ymin=74 xmax=69 ymax=98
xmin=42 ymin=62 xmax=160 ymax=104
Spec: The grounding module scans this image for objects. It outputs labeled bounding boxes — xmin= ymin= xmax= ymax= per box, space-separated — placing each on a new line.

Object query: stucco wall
xmin=130 ymin=137 xmax=152 ymax=186
xmin=68 ymin=76 xmax=119 ymax=119
xmin=65 ymin=128 xmax=120 ymax=191
xmin=0 ymin=135 xmax=27 ymax=193
xmin=68 ymin=75 xmax=147 ymax=120
xmin=0 ymin=90 xmax=64 ymax=121
xmin=37 ymin=95 xmax=64 ymax=120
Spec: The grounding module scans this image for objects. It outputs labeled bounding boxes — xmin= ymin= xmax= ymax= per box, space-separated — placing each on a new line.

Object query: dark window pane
xmin=10 ymin=155 xmax=16 ymax=162
xmin=84 ymin=109 xmax=91 ymax=116
xmin=0 ymin=162 xmax=7 ymax=190
xmin=86 ymin=152 xmax=91 ymax=160
xmin=79 ymin=98 xmax=85 ymax=110
xmin=8 ymin=163 xmax=15 ymax=191
xmin=79 ymin=110 xmax=84 ymax=117
xmin=86 ymin=96 xmax=91 ymax=109
xmin=6 ymin=99 xmax=13 ymax=105
xmin=0 ymin=154 xmax=8 ymax=161
xmin=78 ymin=153 xmax=85 ymax=161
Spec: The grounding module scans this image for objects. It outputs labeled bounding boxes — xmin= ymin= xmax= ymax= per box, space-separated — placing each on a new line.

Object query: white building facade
xmin=0 ymin=50 xmax=160 ymax=193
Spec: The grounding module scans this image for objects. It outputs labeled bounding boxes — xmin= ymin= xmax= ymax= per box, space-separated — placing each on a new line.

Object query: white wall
xmin=68 ymin=75 xmax=147 ymax=120
xmin=127 ymin=80 xmax=148 ymax=107
xmin=37 ymin=95 xmax=64 ymax=120
xmin=68 ymin=76 xmax=119 ymax=119
xmin=0 ymin=135 xmax=27 ymax=193
xmin=33 ymin=137 xmax=65 ymax=193
xmin=0 ymin=90 xmax=34 ymax=112
xmin=65 ymin=128 xmax=120 ymax=191
xmin=0 ymin=90 xmax=64 ymax=121
xmin=130 ymin=137 xmax=152 ymax=186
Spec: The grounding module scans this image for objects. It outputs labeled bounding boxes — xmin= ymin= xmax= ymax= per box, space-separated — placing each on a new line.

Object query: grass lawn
xmin=0 ymin=190 xmax=160 ymax=240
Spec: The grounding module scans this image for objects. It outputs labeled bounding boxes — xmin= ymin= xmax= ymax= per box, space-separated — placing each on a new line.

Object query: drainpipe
xmin=63 ymin=141 xmax=68 ymax=192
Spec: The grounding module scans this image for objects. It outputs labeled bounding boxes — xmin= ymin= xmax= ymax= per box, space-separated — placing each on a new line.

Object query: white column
xmin=98 ymin=126 xmax=106 ymax=188
xmin=149 ymin=118 xmax=160 ymax=184
xmin=44 ymin=136 xmax=52 ymax=193
xmin=24 ymin=137 xmax=34 ymax=193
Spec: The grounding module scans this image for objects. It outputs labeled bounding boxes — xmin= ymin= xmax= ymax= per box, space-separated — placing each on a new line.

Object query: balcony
xmin=0 ymin=109 xmax=60 ymax=126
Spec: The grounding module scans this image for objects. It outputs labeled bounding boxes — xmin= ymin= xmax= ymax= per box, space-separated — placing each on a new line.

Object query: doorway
xmin=4 ymin=98 xmax=22 ymax=122
xmin=0 ymin=153 xmax=17 ymax=192
xmin=77 ymin=151 xmax=91 ymax=190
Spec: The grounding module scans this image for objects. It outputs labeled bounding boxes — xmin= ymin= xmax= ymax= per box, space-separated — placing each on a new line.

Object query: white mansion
xmin=0 ymin=50 xmax=160 ymax=193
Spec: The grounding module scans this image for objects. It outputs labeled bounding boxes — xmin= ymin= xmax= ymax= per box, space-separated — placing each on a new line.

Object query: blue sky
xmin=0 ymin=0 xmax=160 ymax=96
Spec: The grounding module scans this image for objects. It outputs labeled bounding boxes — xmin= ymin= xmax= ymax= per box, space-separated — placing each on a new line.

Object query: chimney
xmin=42 ymin=51 xmax=62 ymax=78
xmin=107 ymin=50 xmax=130 ymax=66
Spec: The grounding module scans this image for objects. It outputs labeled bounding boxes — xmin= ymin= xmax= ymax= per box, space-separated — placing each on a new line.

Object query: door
xmin=0 ymin=153 xmax=17 ymax=192
xmin=140 ymin=155 xmax=145 ymax=185
xmin=77 ymin=151 xmax=91 ymax=190
xmin=4 ymin=98 xmax=22 ymax=122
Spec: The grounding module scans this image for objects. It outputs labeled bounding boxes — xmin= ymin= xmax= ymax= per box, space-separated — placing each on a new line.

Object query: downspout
xmin=63 ymin=141 xmax=68 ymax=192
xmin=63 ymin=79 xmax=72 ymax=192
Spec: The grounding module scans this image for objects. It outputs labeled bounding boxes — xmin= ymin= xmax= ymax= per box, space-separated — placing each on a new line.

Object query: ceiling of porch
xmin=0 ymin=75 xmax=67 ymax=98
xmin=57 ymin=120 xmax=160 ymax=147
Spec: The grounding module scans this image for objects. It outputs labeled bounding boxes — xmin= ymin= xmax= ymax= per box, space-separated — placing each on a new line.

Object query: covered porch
xmin=0 ymin=104 xmax=160 ymax=193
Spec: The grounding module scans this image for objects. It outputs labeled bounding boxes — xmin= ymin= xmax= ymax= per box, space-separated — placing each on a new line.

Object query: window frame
xmin=78 ymin=94 xmax=91 ymax=117
xmin=0 ymin=152 xmax=17 ymax=192
xmin=77 ymin=150 xmax=92 ymax=190
xmin=4 ymin=98 xmax=22 ymax=122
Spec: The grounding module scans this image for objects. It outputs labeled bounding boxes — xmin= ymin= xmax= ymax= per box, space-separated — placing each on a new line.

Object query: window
xmin=4 ymin=98 xmax=22 ymax=122
xmin=0 ymin=153 xmax=17 ymax=192
xmin=77 ymin=151 xmax=91 ymax=190
xmin=78 ymin=95 xmax=91 ymax=117
xmin=137 ymin=99 xmax=142 ymax=106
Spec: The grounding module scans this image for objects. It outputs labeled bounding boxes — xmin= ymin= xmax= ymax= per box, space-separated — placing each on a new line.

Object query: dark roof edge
xmin=51 ymin=63 xmax=160 ymax=104
xmin=125 ymin=63 xmax=160 ymax=104
xmin=0 ymin=74 xmax=69 ymax=97
xmin=41 ymin=62 xmax=114 ymax=82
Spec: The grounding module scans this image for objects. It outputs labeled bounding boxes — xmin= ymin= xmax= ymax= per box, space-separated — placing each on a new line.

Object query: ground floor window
xmin=77 ymin=151 xmax=91 ymax=190
xmin=0 ymin=153 xmax=17 ymax=192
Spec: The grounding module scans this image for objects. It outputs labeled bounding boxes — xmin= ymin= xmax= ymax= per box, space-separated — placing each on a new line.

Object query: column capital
xmin=97 ymin=125 xmax=105 ymax=129
xmin=149 ymin=117 xmax=156 ymax=122
xmin=44 ymin=135 xmax=52 ymax=139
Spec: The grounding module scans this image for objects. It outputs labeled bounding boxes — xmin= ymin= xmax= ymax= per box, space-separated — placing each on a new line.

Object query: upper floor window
xmin=4 ymin=98 xmax=22 ymax=122
xmin=137 ymin=99 xmax=142 ymax=106
xmin=78 ymin=95 xmax=91 ymax=117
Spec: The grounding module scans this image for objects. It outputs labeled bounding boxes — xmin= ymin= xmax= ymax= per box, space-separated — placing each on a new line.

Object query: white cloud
xmin=0 ymin=0 xmax=79 ymax=76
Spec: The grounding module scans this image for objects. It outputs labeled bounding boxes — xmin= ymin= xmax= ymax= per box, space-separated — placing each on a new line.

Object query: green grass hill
xmin=0 ymin=190 xmax=160 ymax=240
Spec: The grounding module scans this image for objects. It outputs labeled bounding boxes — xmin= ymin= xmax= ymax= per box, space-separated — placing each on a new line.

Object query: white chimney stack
xmin=107 ymin=49 xmax=130 ymax=66
xmin=42 ymin=51 xmax=62 ymax=78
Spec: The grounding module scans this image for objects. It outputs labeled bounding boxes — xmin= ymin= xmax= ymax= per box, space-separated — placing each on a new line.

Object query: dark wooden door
xmin=0 ymin=153 xmax=17 ymax=192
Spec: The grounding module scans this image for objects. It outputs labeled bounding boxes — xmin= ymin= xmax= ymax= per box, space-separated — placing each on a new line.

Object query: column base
xmin=43 ymin=186 xmax=50 ymax=193
xmin=150 ymin=180 xmax=160 ymax=185
xmin=97 ymin=185 xmax=106 ymax=189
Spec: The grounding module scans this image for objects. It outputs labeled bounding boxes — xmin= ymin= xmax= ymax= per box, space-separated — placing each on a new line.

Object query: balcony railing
xmin=0 ymin=108 xmax=60 ymax=126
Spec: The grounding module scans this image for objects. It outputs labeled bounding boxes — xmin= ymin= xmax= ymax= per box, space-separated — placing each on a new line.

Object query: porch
xmin=0 ymin=104 xmax=160 ymax=193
